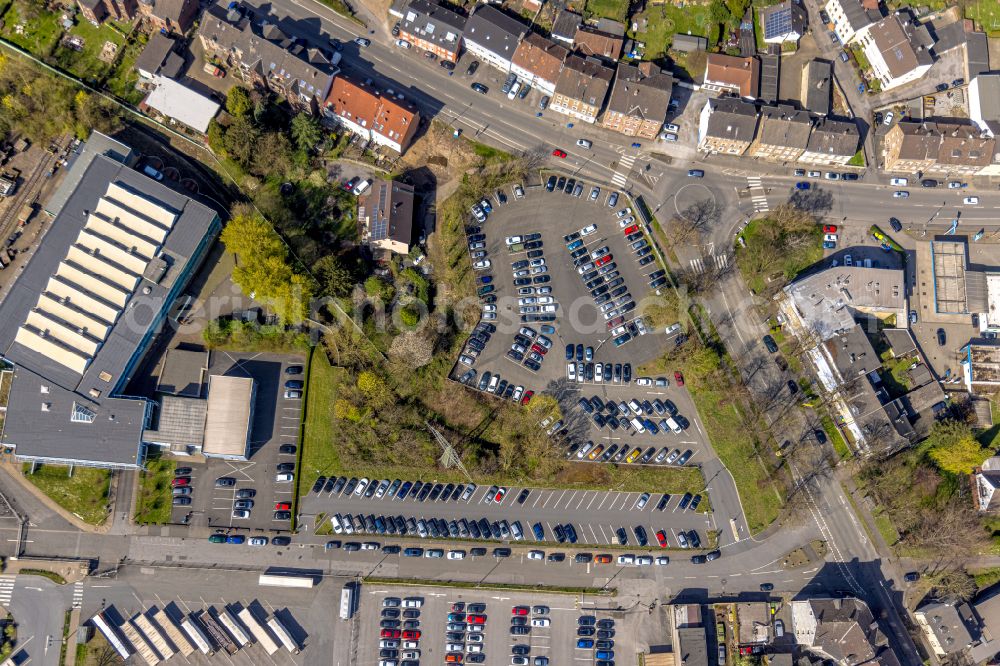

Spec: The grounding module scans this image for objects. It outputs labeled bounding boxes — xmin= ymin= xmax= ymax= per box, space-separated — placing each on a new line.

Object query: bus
xmin=258 ymin=573 xmax=315 ymax=589
xmin=340 ymin=583 xmax=355 ymax=620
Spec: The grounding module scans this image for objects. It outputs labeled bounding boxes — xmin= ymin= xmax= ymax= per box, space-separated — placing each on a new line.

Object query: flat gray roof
xmin=0 ymin=154 xmax=220 ymax=466
xmin=45 ymin=131 xmax=133 ymax=217
xmin=144 ymin=394 xmax=207 ymax=448
xmin=156 ymin=347 xmax=208 ymax=397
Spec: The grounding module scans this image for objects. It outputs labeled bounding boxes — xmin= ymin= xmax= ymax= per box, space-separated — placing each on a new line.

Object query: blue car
xmin=597 ymin=651 xmax=615 ymax=660
xmin=823 ymin=241 xmax=836 ymax=249
xmin=479 ymin=275 xmax=493 ymax=284
xmin=795 ymin=181 xmax=810 ymax=190
xmin=540 ymin=325 xmax=556 ymax=335
xmin=565 ymin=344 xmax=574 ymax=360
xmin=577 ymin=639 xmax=595 ymax=649
xmin=226 ymin=535 xmax=245 ymax=544
xmin=533 ymin=522 xmax=545 ymax=540
xmin=403 ymin=547 xmax=423 ymax=557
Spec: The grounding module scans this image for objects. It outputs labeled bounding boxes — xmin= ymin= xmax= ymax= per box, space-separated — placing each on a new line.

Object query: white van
xmin=330 ymin=514 xmax=343 ymax=533
xmin=353 ymin=178 xmax=372 ymax=196
xmin=507 ymin=82 xmax=521 ymax=100
xmin=629 ymin=417 xmax=646 ymax=434
xmin=628 ymin=399 xmax=643 ymax=415
xmin=664 ymin=417 xmax=683 ymax=434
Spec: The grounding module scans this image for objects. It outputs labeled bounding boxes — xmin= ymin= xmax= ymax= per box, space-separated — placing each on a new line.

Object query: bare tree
xmin=668 ymin=199 xmax=719 ymax=245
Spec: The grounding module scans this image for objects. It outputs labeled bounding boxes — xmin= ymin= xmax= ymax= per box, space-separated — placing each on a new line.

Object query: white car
xmin=824 ymin=172 xmax=840 ymax=180
xmin=395 ymin=39 xmax=411 ymax=48
xmin=616 ymin=208 xmax=632 ymax=219
xmin=537 ymin=296 xmax=554 ymax=305
xmin=447 ymin=550 xmax=465 ymax=560
xmin=963 ymin=196 xmax=980 ymax=205
xmin=540 ymin=304 xmax=557 ymax=313
xmin=595 ymin=363 xmax=603 ymax=382
xmin=618 ymin=216 xmax=636 ymax=228
xmin=506 ymin=235 xmax=523 ymax=245
xmin=567 ymin=363 xmax=577 ymax=381
xmin=248 ymin=537 xmax=268 ymax=546
xmin=665 ymin=123 xmax=680 ymax=132
xmin=890 ymin=177 xmax=908 ymax=186
xmin=947 ymin=181 xmax=966 ymax=189
xmin=576 ymin=441 xmax=594 ymax=458
xmin=636 ymin=377 xmax=653 ymax=386
xmin=530 ymin=265 xmax=547 ymax=275
xmin=580 ymin=224 xmax=598 ymax=236
xmin=577 ymin=262 xmax=595 ymax=274
xmin=528 ymin=550 xmax=544 ymax=560
xmin=483 ymin=304 xmax=496 ymax=312
xmin=636 ymin=556 xmax=653 ymax=566
xmin=824 ymin=233 xmax=838 ymax=242
xmin=883 ymin=111 xmax=894 ymax=126
xmin=473 ymin=259 xmax=491 ymax=270
xmin=660 ymin=133 xmax=678 ymax=142
xmin=617 ymin=554 xmax=634 ymax=565
xmin=576 ymin=139 xmax=593 ymax=148
xmin=275 ymin=473 xmax=293 ymax=483
xmin=530 ymin=258 xmax=546 ymax=267
xmin=330 ymin=515 xmax=343 ymax=533
xmin=636 ymin=492 xmax=650 ymax=509
xmin=403 ymin=598 xmax=423 ymax=608
xmin=655 ymin=556 xmax=670 ymax=565
xmin=807 ymin=170 xmax=821 ymax=178
xmin=531 ymin=618 xmax=550 ymax=627
xmin=892 ymin=191 xmax=909 ymax=198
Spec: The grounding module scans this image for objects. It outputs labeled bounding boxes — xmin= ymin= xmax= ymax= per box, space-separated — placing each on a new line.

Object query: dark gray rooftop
xmin=551 ymin=9 xmax=582 ymax=42
xmin=930 ymin=20 xmax=966 ymax=54
xmin=399 ymin=0 xmax=466 ymax=54
xmin=44 ymin=132 xmax=133 ymax=217
xmin=134 ymin=32 xmax=177 ymax=78
xmin=802 ymin=59 xmax=832 ymax=116
xmin=0 ymin=154 xmax=220 ymax=466
xmin=967 ymin=31 xmax=989 ymax=79
xmin=463 ymin=5 xmax=526 ymax=60
xmin=156 ymin=347 xmax=208 ymax=397
xmin=672 ymin=34 xmax=708 ymax=52
xmin=825 ymin=325 xmax=880 ymax=379
xmin=704 ymin=97 xmax=760 ymax=143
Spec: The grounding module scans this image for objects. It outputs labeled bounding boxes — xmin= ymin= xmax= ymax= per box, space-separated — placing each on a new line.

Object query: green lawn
xmin=873 ymin=511 xmax=900 ymax=547
xmin=821 ymin=414 xmax=851 ymax=459
xmin=972 ymin=567 xmax=1000 ymax=590
xmin=966 ymin=0 xmax=1000 ymax=36
xmin=134 ymin=457 xmax=176 ymax=524
xmin=22 ymin=464 xmax=111 ymax=525
xmin=737 ymin=217 xmax=823 ymax=294
xmin=104 ymin=32 xmax=147 ymax=105
xmin=634 ymin=4 xmax=718 ymax=58
xmin=586 ymin=0 xmax=630 ymax=22
xmin=0 ymin=4 xmax=63 ymax=55
xmin=52 ymin=18 xmax=125 ymax=83
xmin=299 ymin=351 xmax=346 ymax=499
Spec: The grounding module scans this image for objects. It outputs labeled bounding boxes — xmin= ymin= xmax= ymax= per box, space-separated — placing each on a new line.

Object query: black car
xmin=277 ymin=462 xmax=295 ymax=473
xmin=285 ymin=380 xmax=304 ymax=390
xmin=678 ymin=492 xmax=693 ymax=510
xmin=494 ymin=547 xmax=511 ymax=557
xmin=577 ymin=626 xmax=596 ymax=637
xmin=842 ymin=173 xmax=859 ymax=181
xmin=215 ymin=477 xmax=236 ymax=487
xmin=579 ymin=616 xmax=597 ymax=626
xmin=689 ymin=494 xmax=702 ymax=511
xmin=691 ymin=554 xmax=707 ymax=564
xmin=656 ymin=494 xmax=671 ymax=511
xmin=634 ymin=525 xmax=648 ymax=546
xmin=760 ymin=583 xmax=774 ymax=591
xmin=565 ymin=178 xmax=576 ymax=194
xmin=762 ymin=335 xmax=779 ymax=353
xmin=466 ymin=60 xmax=480 ymax=75
xmin=311 ymin=476 xmax=327 ymax=493
xmin=279 ymin=444 xmax=297 ymax=455
xmin=615 ymin=527 xmax=627 ymax=545
xmin=937 ymin=328 xmax=946 ymax=346
xmin=622 ymin=364 xmax=631 ymax=383
xmin=546 ymin=175 xmax=557 ymax=191
xmin=440 ymin=60 xmax=455 ymax=71
xmin=575 ymin=552 xmax=593 ymax=563
xmin=285 ymin=365 xmax=303 ymax=375
xmin=471 ymin=82 xmax=488 ymax=94
xmin=274 ymin=511 xmax=291 ymax=520
xmin=511 ymin=626 xmax=530 ymax=635
xmin=175 ymin=467 xmax=192 ymax=476
xmin=272 ymin=536 xmax=291 ymax=546
xmin=904 ymin=571 xmax=920 ymax=582
xmin=889 ymin=217 xmax=902 ymax=232
xmin=236 ymin=488 xmax=256 ymax=499
xmin=517 ymin=488 xmax=530 ymax=504
xmin=512 ymin=645 xmax=530 ymax=656
xmin=921 ymin=179 xmax=938 ymax=188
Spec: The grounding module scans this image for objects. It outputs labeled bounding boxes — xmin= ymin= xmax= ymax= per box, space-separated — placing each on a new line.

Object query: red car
xmin=823 ymin=224 xmax=838 ymax=233
xmin=381 ymin=629 xmax=400 ymax=638
xmin=656 ymin=530 xmax=668 ymax=548
xmin=595 ymin=554 xmax=612 ymax=564
xmin=171 ymin=477 xmax=190 ymax=487
xmin=469 ymin=614 xmax=487 ymax=624
xmin=623 ymin=224 xmax=639 ymax=234
xmin=530 ymin=343 xmax=546 ymax=355
xmin=673 ymin=371 xmax=684 ymax=387
xmin=552 ymin=149 xmax=567 ymax=158
xmin=275 ymin=502 xmax=291 ymax=511
xmin=402 ymin=630 xmax=421 ymax=640
xmin=494 ymin=487 xmax=507 ymax=503
xmin=520 ymin=390 xmax=534 ymax=406
xmin=594 ymin=255 xmax=612 ymax=267
xmin=512 ymin=606 xmax=529 ymax=616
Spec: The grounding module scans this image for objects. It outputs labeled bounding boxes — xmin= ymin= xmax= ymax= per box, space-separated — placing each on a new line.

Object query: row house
xmin=697 ymin=97 xmax=760 ymax=155
xmin=799 ymin=118 xmax=860 ymax=166
xmin=549 ymin=54 xmax=613 ymax=125
xmin=702 ymin=54 xmax=760 ymax=100
xmin=748 ymin=105 xmax=812 ymax=162
xmin=573 ymin=26 xmax=623 ymax=63
xmin=137 ymin=0 xmax=199 ymax=34
xmin=78 ymin=0 xmax=137 ymax=24
xmin=398 ymin=0 xmax=465 ymax=63
xmin=824 ymin=0 xmax=877 ymax=45
xmin=510 ymin=32 xmax=567 ymax=96
xmin=463 ymin=5 xmax=527 ymax=73
xmin=884 ymin=121 xmax=995 ymax=176
xmin=323 ymin=77 xmax=420 ymax=154
xmin=602 ymin=62 xmax=673 ymax=140
xmin=198 ymin=5 xmax=337 ymax=114
xmin=858 ymin=12 xmax=933 ymax=91
xmin=550 ymin=9 xmax=582 ymax=46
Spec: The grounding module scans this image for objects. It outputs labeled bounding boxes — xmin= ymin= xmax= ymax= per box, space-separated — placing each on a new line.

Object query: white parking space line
xmin=585 ymin=493 xmax=599 ymax=511
xmin=616 ymin=494 xmax=630 ymax=511
xmin=598 ymin=524 xmax=609 ymax=544
xmin=531 ymin=493 xmax=542 ymax=508
xmin=587 ymin=523 xmax=599 ymax=543
xmin=596 ymin=494 xmax=611 ymax=510
xmin=564 ymin=490 xmax=579 ymax=508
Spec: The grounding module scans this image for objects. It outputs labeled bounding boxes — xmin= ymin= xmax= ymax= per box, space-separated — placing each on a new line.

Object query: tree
xmin=357 ymin=370 xmax=392 ymax=408
xmin=388 ymin=331 xmax=434 ymax=368
xmin=226 ymin=85 xmax=253 ymax=117
xmin=926 ymin=420 xmax=990 ymax=475
xmin=290 ymin=113 xmax=322 ymax=151
xmin=709 ymin=0 xmax=732 ymax=26
xmin=931 ymin=569 xmax=977 ymax=603
xmin=313 ymin=254 xmax=356 ymax=297
xmin=220 ymin=209 xmax=285 ymax=259
xmin=0 ymin=55 xmax=78 ymax=142
xmin=73 ymin=91 xmax=122 ymax=139
xmin=223 ymin=116 xmax=260 ymax=168
xmin=668 ymin=198 xmax=719 ymax=246
xmin=253 ymin=131 xmax=293 ymax=177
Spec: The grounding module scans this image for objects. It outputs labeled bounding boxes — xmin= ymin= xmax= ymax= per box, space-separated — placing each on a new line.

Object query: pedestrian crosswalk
xmin=611 ymin=154 xmax=636 ymax=187
xmin=747 ymin=176 xmax=769 ymax=213
xmin=689 ymin=253 xmax=730 ymax=273
xmin=72 ymin=581 xmax=84 ymax=609
xmin=0 ymin=575 xmax=15 ymax=606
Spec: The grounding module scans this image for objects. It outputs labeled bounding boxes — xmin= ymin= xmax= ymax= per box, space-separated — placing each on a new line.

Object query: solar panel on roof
xmin=765 ymin=7 xmax=793 ymax=37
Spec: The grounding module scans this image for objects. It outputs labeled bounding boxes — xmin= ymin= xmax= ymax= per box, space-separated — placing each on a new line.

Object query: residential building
xmin=915 ymin=601 xmax=977 ymax=657
xmin=551 ymin=9 xmax=581 ymax=45
xmin=398 ymin=0 xmax=466 ymax=63
xmin=761 ymin=0 xmax=807 ymax=44
xmin=78 ymin=0 xmax=138 ymax=24
xmin=784 ymin=266 xmax=905 ymax=341
xmin=141 ymin=76 xmax=220 ymax=133
xmin=510 ymin=32 xmax=567 ymax=95
xmin=930 ymin=122 xmax=995 ymax=177
xmin=824 ymin=0 xmax=876 ymax=45
xmin=790 ymin=598 xmax=899 ymax=666
xmin=696 ymin=97 xmax=759 ymax=156
xmin=0 ymin=149 xmax=221 ymax=469
xmin=197 ymin=4 xmax=338 ymax=114
xmin=748 ymin=104 xmax=812 ymax=163
xmin=462 ymin=5 xmax=526 ymax=72
xmin=799 ymin=117 xmax=859 ymax=166
xmin=882 ymin=121 xmax=940 ymax=172
xmin=549 ymin=54 xmax=613 ymax=124
xmin=671 ymin=34 xmax=707 ymax=52
xmin=323 ymin=76 xmax=421 ymax=154
xmin=857 ymin=13 xmax=933 ymax=91
xmin=134 ymin=32 xmax=184 ymax=80
xmin=976 ymin=457 xmax=1000 ymax=512
xmin=573 ymin=26 xmax=623 ymax=62
xmin=969 ymin=72 xmax=1000 ymax=137
xmin=801 ymin=59 xmax=832 ymax=116
xmin=137 ymin=0 xmax=199 ymax=34
xmin=602 ymin=62 xmax=673 ymax=139
xmin=359 ymin=179 xmax=416 ymax=255
xmin=702 ymin=53 xmax=760 ymax=99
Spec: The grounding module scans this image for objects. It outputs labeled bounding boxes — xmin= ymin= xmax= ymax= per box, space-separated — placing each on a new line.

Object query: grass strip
xmin=19 ymin=569 xmax=67 ymax=584
xmin=362 ymin=576 xmax=614 ymax=595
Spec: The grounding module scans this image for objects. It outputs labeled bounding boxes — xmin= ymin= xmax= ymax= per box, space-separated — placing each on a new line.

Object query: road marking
xmin=715 ymin=253 xmax=729 ymax=270
xmin=747 ymin=176 xmax=770 ymax=212
xmin=72 ymin=581 xmax=84 ymax=608
xmin=689 ymin=257 xmax=705 ymax=273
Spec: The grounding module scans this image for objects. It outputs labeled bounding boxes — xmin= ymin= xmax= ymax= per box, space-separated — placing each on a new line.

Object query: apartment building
xmin=462 ymin=5 xmax=526 ymax=72
xmin=824 ymin=0 xmax=877 ymax=45
xmin=323 ymin=77 xmax=421 ymax=154
xmin=798 ymin=117 xmax=859 ymax=166
xmin=882 ymin=121 xmax=941 ymax=172
xmin=857 ymin=12 xmax=933 ymax=91
xmin=510 ymin=32 xmax=567 ymax=95
xmin=702 ymin=54 xmax=760 ymax=99
xmin=549 ymin=54 xmax=614 ymax=124
xmin=398 ymin=0 xmax=466 ymax=63
xmin=748 ymin=104 xmax=813 ymax=162
xmin=602 ymin=62 xmax=673 ymax=140
xmin=697 ymin=97 xmax=760 ymax=155
xmin=137 ymin=0 xmax=199 ymax=34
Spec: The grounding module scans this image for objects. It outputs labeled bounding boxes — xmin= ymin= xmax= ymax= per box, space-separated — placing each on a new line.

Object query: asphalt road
xmin=3 ymin=575 xmax=69 ymax=666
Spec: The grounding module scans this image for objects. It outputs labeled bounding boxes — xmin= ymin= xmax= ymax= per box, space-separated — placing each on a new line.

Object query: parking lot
xmin=300 ymin=476 xmax=713 ymax=549
xmin=449 ymin=180 xmax=716 ymax=474
xmin=359 ymin=583 xmax=651 ymax=666
xmin=172 ymin=351 xmax=306 ymax=532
